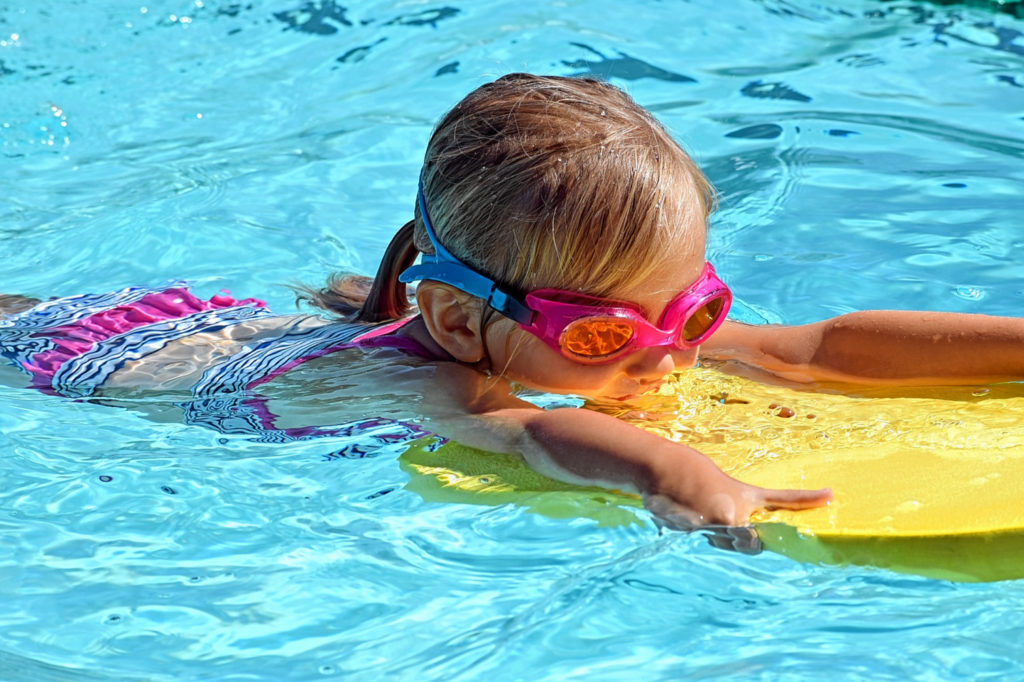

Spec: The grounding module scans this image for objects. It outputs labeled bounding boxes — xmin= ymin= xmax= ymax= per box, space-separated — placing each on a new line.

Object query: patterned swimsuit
xmin=0 ymin=283 xmax=432 ymax=443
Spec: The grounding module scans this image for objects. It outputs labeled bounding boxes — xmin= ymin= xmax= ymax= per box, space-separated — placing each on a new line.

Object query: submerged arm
xmin=426 ymin=363 xmax=831 ymax=527
xmin=264 ymin=352 xmax=831 ymax=526
xmin=703 ymin=312 xmax=1024 ymax=385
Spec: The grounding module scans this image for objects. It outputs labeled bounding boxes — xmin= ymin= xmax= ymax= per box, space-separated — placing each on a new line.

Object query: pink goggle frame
xmin=520 ymin=262 xmax=732 ymax=364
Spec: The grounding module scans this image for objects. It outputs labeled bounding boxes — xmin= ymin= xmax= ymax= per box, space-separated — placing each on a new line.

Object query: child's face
xmin=485 ymin=244 xmax=708 ymax=401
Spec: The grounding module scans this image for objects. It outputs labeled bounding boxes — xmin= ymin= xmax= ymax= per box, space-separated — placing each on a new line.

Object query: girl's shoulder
xmin=186 ymin=313 xmax=414 ymax=395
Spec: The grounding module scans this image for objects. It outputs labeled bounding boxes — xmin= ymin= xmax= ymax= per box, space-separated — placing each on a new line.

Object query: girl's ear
xmin=416 ymin=283 xmax=486 ymax=363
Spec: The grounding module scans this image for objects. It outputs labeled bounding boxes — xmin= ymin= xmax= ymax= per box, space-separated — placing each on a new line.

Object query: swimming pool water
xmin=2 ymin=0 xmax=1023 ymax=679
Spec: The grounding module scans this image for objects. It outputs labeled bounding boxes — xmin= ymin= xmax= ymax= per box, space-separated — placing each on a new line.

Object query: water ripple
xmin=2 ymin=0 xmax=1024 ymax=679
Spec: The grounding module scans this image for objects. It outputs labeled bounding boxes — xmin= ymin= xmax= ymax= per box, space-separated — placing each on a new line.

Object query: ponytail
xmin=294 ymin=220 xmax=420 ymax=322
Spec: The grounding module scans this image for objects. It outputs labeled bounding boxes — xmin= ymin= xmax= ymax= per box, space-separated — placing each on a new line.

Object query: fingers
xmin=702 ymin=525 xmax=763 ymax=555
xmin=644 ymin=496 xmax=764 ymax=554
xmin=647 ymin=487 xmax=832 ymax=528
xmin=644 ymin=491 xmax=746 ymax=528
xmin=645 ymin=485 xmax=833 ymax=535
xmin=644 ymin=493 xmax=701 ymax=530
xmin=760 ymin=487 xmax=833 ymax=511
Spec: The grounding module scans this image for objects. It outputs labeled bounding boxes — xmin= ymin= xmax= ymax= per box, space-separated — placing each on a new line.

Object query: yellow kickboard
xmin=400 ymin=367 xmax=1024 ymax=582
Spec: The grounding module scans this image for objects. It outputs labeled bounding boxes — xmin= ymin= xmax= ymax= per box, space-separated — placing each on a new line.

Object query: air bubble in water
xmin=953 ymin=285 xmax=984 ymax=301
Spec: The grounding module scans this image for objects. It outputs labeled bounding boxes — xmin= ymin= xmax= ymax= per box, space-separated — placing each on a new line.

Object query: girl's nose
xmin=624 ymin=347 xmax=680 ymax=380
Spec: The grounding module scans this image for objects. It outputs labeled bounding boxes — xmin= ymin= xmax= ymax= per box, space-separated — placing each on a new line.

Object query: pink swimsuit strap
xmin=350 ymin=316 xmax=436 ymax=359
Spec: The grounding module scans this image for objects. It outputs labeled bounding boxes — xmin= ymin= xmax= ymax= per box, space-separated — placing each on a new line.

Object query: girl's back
xmin=0 ymin=283 xmax=416 ymax=397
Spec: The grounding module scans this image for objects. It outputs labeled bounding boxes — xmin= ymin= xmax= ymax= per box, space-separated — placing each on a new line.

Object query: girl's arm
xmin=426 ymin=363 xmax=832 ymax=527
xmin=265 ymin=353 xmax=832 ymax=526
xmin=702 ymin=312 xmax=1024 ymax=385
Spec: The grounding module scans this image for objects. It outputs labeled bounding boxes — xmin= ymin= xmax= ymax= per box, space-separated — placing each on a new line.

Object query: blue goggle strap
xmin=398 ymin=179 xmax=534 ymax=326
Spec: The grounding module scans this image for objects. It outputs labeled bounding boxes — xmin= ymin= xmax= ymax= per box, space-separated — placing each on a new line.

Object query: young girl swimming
xmin=3 ymin=74 xmax=1023 ymax=528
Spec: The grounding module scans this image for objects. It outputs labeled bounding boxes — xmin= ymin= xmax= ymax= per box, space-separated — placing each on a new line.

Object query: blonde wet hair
xmin=299 ymin=73 xmax=715 ymax=322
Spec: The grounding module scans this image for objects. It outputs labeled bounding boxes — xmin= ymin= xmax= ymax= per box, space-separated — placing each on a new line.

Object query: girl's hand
xmin=642 ymin=463 xmax=832 ymax=529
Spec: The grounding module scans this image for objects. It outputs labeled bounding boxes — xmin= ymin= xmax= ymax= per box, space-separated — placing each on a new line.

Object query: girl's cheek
xmin=482 ymin=318 xmax=520 ymax=370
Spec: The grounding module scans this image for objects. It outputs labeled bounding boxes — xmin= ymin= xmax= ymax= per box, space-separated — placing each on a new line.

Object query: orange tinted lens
xmin=560 ymin=318 xmax=635 ymax=358
xmin=680 ymin=297 xmax=725 ymax=343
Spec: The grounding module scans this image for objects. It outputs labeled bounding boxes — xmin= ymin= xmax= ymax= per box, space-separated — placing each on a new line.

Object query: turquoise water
xmin=2 ymin=0 xmax=1024 ymax=679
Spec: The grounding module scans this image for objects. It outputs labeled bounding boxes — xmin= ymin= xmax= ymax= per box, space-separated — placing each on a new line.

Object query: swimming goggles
xmin=398 ymin=180 xmax=732 ymax=364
